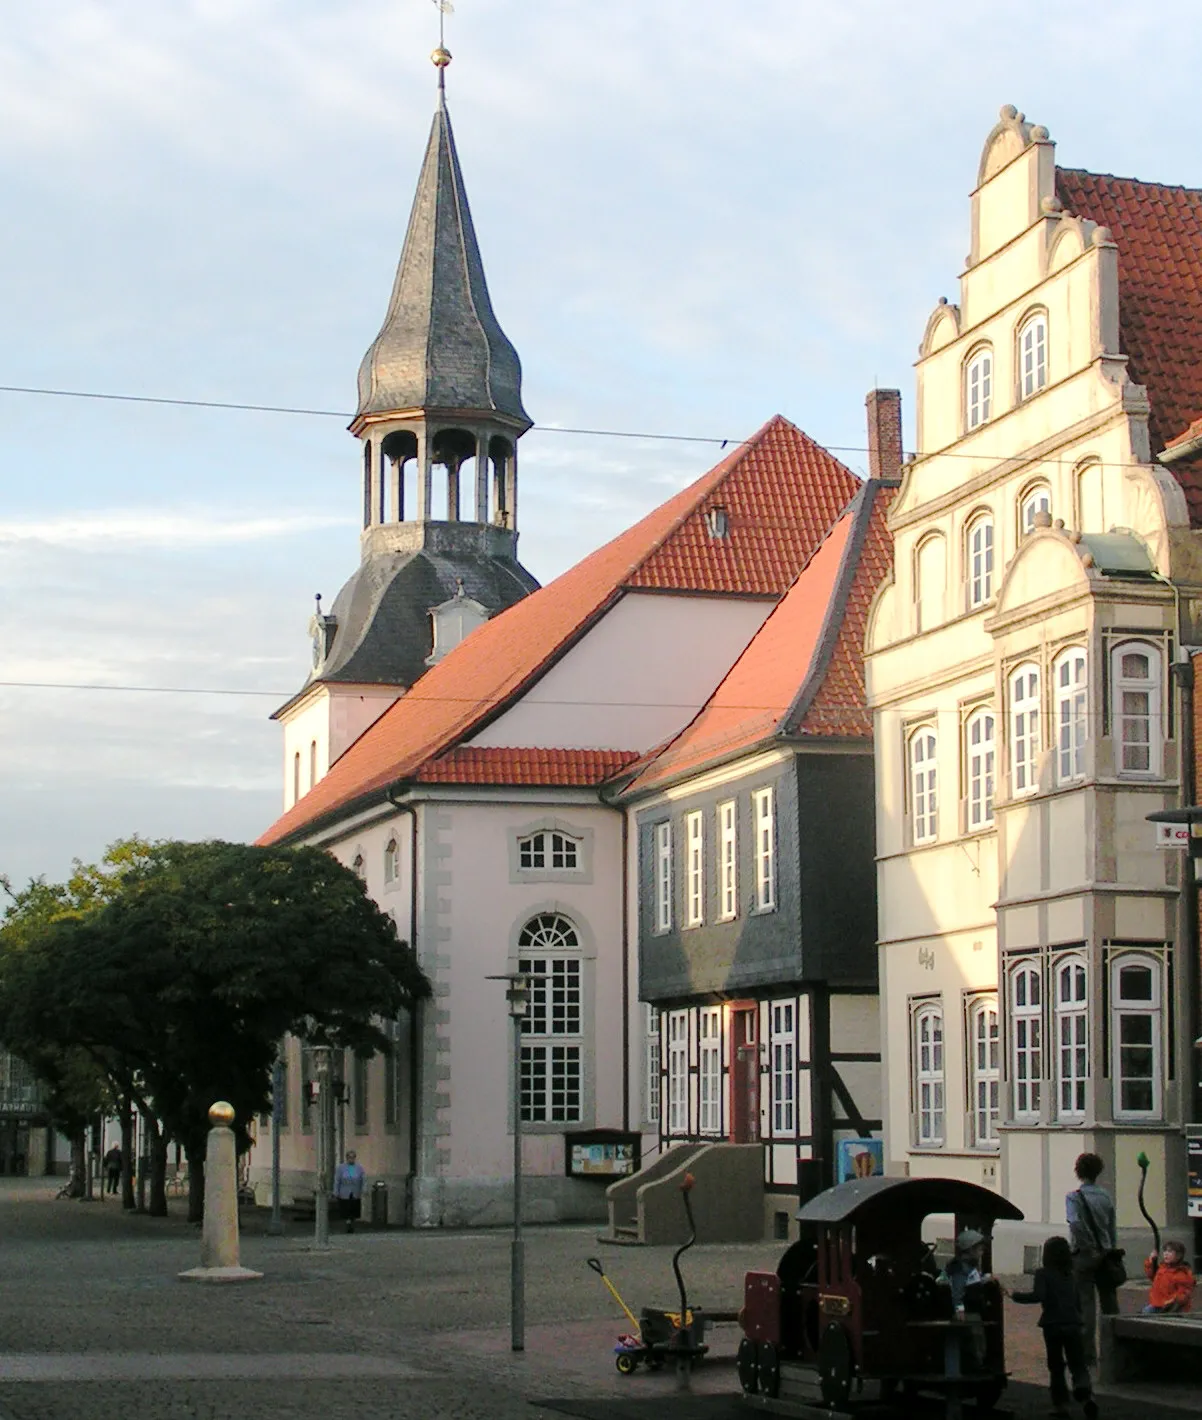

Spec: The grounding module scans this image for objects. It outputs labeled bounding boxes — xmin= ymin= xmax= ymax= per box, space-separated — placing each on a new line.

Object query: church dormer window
xmin=965 ymin=347 xmax=993 ymax=431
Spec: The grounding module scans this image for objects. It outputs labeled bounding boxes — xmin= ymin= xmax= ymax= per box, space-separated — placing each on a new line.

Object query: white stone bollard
xmin=178 ymin=1101 xmax=263 ymax=1284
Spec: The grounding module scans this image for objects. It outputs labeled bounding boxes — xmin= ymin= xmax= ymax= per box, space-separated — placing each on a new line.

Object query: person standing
xmin=1011 ymin=1235 xmax=1098 ymax=1419
xmin=102 ymin=1145 xmax=122 ymax=1197
xmin=1065 ymin=1151 xmax=1119 ymax=1366
xmin=333 ymin=1149 xmax=366 ymax=1234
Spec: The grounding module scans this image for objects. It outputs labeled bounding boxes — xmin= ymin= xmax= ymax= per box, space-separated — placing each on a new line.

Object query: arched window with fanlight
xmin=1010 ymin=961 xmax=1043 ymax=1122
xmin=1054 ymin=647 xmax=1088 ymax=784
xmin=965 ymin=347 xmax=993 ymax=430
xmin=966 ymin=708 xmax=996 ymax=831
xmin=1020 ymin=481 xmax=1052 ymax=535
xmin=1111 ymin=640 xmax=1162 ymax=777
xmin=1018 ymin=312 xmax=1048 ymax=398
xmin=518 ymin=912 xmax=583 ymax=1125
xmin=911 ymin=1001 xmax=944 ymax=1147
xmin=968 ymin=996 xmax=999 ymax=1148
xmin=966 ymin=512 xmax=994 ymax=608
xmin=1009 ymin=662 xmax=1041 ymax=796
xmin=1054 ymin=955 xmax=1088 ymax=1121
xmin=909 ymin=726 xmax=938 ymax=844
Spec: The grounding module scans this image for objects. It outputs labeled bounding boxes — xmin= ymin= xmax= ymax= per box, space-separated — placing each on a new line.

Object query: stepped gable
xmin=617 ymin=479 xmax=896 ymax=797
xmin=258 ymin=415 xmax=859 ymax=845
xmin=1056 ymin=168 xmax=1202 ymax=523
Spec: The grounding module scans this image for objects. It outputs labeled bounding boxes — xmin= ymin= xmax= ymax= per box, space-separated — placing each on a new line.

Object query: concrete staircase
xmin=602 ymin=1141 xmax=765 ymax=1245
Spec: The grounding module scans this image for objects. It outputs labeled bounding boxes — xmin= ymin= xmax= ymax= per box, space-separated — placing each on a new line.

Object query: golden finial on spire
xmin=431 ymin=0 xmax=453 ymax=70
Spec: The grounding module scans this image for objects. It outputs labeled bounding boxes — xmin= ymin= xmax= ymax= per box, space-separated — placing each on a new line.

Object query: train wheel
xmin=756 ymin=1341 xmax=781 ymax=1398
xmin=818 ymin=1322 xmax=854 ymax=1410
xmin=615 ymin=1353 xmax=638 ymax=1375
xmin=737 ymin=1338 xmax=759 ymax=1394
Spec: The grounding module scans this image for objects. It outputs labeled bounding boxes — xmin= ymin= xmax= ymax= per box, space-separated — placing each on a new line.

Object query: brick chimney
xmin=865 ymin=388 xmax=903 ymax=480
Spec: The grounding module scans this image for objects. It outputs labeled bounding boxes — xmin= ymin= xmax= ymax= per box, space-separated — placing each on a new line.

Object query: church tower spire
xmin=350 ymin=46 xmax=531 ymax=548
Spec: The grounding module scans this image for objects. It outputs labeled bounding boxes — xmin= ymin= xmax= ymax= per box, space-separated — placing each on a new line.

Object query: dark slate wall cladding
xmin=637 ymin=763 xmax=801 ymax=1002
xmin=795 ymin=753 xmax=878 ymax=987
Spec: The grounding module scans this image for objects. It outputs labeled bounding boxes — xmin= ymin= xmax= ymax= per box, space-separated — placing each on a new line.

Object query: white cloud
xmin=0 ymin=509 xmax=354 ymax=549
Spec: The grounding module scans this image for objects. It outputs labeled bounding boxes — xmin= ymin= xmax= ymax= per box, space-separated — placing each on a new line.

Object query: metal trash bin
xmin=370 ymin=1180 xmax=388 ymax=1228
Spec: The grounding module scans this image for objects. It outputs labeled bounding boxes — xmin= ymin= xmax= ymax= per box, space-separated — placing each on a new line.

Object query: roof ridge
xmin=1057 ymin=165 xmax=1202 ymax=199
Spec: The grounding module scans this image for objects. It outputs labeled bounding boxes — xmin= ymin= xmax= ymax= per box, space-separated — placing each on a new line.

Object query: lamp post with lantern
xmin=310 ymin=1044 xmax=333 ymax=1249
xmin=488 ymin=972 xmax=529 ymax=1351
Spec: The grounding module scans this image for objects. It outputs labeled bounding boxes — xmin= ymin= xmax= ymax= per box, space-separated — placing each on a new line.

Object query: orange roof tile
xmin=416 ymin=746 xmax=638 ymax=786
xmin=1056 ymin=169 xmax=1202 ymax=523
xmin=259 ymin=415 xmax=858 ymax=844
xmin=618 ymin=481 xmax=896 ymax=795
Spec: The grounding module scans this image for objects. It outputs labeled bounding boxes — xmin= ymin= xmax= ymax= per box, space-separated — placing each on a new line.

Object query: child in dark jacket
xmin=1011 ymin=1236 xmax=1098 ymax=1419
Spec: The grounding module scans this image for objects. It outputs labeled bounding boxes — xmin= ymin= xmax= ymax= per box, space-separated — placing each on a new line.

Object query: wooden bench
xmin=1100 ymin=1314 xmax=1202 ymax=1383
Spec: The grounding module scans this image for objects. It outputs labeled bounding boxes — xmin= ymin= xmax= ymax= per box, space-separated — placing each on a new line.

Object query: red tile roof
xmin=259 ymin=415 xmax=858 ymax=844
xmin=619 ymin=480 xmax=895 ymax=795
xmin=1056 ymin=168 xmax=1202 ymax=523
xmin=416 ymin=746 xmax=638 ymax=786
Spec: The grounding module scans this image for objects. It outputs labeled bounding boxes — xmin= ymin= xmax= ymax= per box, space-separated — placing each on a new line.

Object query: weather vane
xmin=431 ymin=0 xmax=453 ymax=52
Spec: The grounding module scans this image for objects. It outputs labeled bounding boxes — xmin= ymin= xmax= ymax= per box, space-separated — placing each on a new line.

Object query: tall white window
xmin=1054 ymin=648 xmax=1088 ymax=784
xmin=718 ymin=800 xmax=737 ymax=920
xmin=351 ymin=853 xmax=365 ymax=878
xmin=1111 ymin=642 xmax=1161 ymax=776
xmin=1010 ymin=663 xmax=1041 ymax=795
xmin=383 ymin=837 xmax=400 ymax=884
xmin=1021 ymin=483 xmax=1052 ymax=534
xmin=518 ymin=914 xmax=582 ymax=1125
xmin=969 ymin=997 xmax=999 ymax=1147
xmin=1011 ymin=961 xmax=1043 ymax=1121
xmin=753 ymin=788 xmax=776 ymax=911
xmin=909 ymin=727 xmax=938 ymax=844
xmin=698 ymin=1007 xmax=722 ymax=1135
xmin=293 ymin=752 xmax=301 ymax=805
xmin=1112 ymin=955 xmax=1162 ymax=1120
xmin=309 ymin=739 xmax=317 ymax=789
xmin=644 ymin=1005 xmax=661 ymax=1125
xmin=913 ymin=1002 xmax=945 ymax=1146
xmin=966 ymin=709 xmax=996 ymax=831
xmin=518 ymin=831 xmax=580 ymax=870
xmin=685 ymin=811 xmax=704 ymax=927
xmin=667 ymin=1011 xmax=688 ymax=1133
xmin=1055 ymin=957 xmax=1088 ymax=1120
xmin=966 ymin=349 xmax=993 ymax=430
xmin=654 ymin=822 xmax=672 ymax=932
xmin=1019 ymin=313 xmax=1048 ymax=398
xmin=967 ymin=515 xmax=994 ymax=608
xmin=770 ymin=1001 xmax=796 ymax=1135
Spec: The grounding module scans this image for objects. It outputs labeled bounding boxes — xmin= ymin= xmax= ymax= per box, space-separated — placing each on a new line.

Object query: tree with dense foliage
xmin=0 ymin=839 xmax=429 ymax=1218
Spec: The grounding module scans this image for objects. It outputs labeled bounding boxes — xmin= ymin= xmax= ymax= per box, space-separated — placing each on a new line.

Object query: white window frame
xmin=684 ymin=811 xmax=704 ymax=927
xmin=965 ymin=348 xmax=993 ymax=431
xmin=383 ymin=837 xmax=400 ymax=884
xmin=718 ymin=800 xmax=737 ymax=921
xmin=654 ymin=821 xmax=672 ymax=933
xmin=1054 ymin=647 xmax=1088 ymax=784
xmin=966 ymin=708 xmax=995 ymax=832
xmin=1111 ymin=640 xmax=1162 ymax=778
xmin=518 ymin=830 xmax=581 ymax=872
xmin=1020 ymin=482 xmax=1052 ymax=535
xmin=667 ymin=1010 xmax=688 ymax=1133
xmin=967 ymin=514 xmax=994 ymax=608
xmin=770 ymin=1001 xmax=796 ymax=1136
xmin=1010 ymin=960 xmax=1043 ymax=1122
xmin=1019 ymin=312 xmax=1048 ymax=399
xmin=644 ymin=1004 xmax=661 ymax=1125
xmin=518 ymin=914 xmax=583 ymax=1126
xmin=968 ymin=995 xmax=1000 ymax=1149
xmin=698 ymin=1007 xmax=722 ymax=1135
xmin=1054 ymin=955 xmax=1088 ymax=1121
xmin=1009 ymin=662 xmax=1041 ymax=796
xmin=912 ymin=1001 xmax=945 ymax=1147
xmin=753 ymin=787 xmax=776 ymax=911
xmin=909 ymin=727 xmax=938 ymax=845
xmin=1111 ymin=953 xmax=1163 ymax=1121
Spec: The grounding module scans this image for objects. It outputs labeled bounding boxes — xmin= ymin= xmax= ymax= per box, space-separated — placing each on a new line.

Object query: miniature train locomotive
xmin=738 ymin=1176 xmax=1023 ymax=1413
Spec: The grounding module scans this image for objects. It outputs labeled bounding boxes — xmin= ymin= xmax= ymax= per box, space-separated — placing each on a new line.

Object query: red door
xmin=731 ymin=1005 xmax=760 ymax=1143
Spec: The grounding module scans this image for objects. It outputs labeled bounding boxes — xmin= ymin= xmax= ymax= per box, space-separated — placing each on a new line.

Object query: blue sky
xmin=2 ymin=0 xmax=1200 ymax=886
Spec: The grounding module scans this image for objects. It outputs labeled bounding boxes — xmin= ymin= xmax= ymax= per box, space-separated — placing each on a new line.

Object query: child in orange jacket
xmin=1143 ymin=1240 xmax=1196 ymax=1313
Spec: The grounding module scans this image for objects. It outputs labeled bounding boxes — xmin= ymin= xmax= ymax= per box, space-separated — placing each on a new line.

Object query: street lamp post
xmin=311 ymin=1044 xmax=332 ymax=1249
xmin=268 ymin=1053 xmax=284 ymax=1236
xmin=488 ymin=973 xmax=529 ymax=1352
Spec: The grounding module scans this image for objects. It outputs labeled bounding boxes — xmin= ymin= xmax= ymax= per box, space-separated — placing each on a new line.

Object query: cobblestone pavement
xmin=0 ymin=1180 xmax=1191 ymax=1420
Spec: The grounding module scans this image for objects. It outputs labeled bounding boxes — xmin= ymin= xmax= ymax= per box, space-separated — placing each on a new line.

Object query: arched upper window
xmin=913 ymin=1002 xmax=945 ymax=1146
xmin=309 ymin=739 xmax=317 ymax=790
xmin=1010 ymin=961 xmax=1043 ymax=1122
xmin=351 ymin=853 xmax=365 ymax=878
xmin=1020 ymin=481 xmax=1052 ymax=535
xmin=1054 ymin=647 xmax=1088 ymax=784
xmin=1009 ymin=662 xmax=1041 ymax=795
xmin=1075 ymin=459 xmax=1105 ymax=533
xmin=968 ymin=996 xmax=999 ymax=1148
xmin=914 ymin=532 xmax=947 ymax=633
xmin=1111 ymin=954 xmax=1162 ymax=1120
xmin=965 ymin=347 xmax=993 ymax=430
xmin=1018 ymin=312 xmax=1048 ymax=398
xmin=1111 ymin=641 xmax=1162 ymax=777
xmin=966 ymin=708 xmax=996 ymax=831
xmin=293 ymin=752 xmax=301 ymax=805
xmin=383 ymin=838 xmax=400 ymax=884
xmin=966 ymin=513 xmax=994 ymax=608
xmin=909 ymin=727 xmax=938 ymax=844
xmin=518 ymin=912 xmax=583 ymax=1125
xmin=518 ymin=830 xmax=581 ymax=871
xmin=1054 ymin=955 xmax=1088 ymax=1121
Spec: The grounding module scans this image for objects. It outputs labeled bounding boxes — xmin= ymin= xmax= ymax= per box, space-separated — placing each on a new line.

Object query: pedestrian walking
xmin=333 ymin=1149 xmax=365 ymax=1234
xmin=1142 ymin=1240 xmax=1196 ymax=1314
xmin=102 ymin=1145 xmax=122 ymax=1197
xmin=1065 ymin=1151 xmax=1122 ymax=1367
xmin=1011 ymin=1235 xmax=1098 ymax=1419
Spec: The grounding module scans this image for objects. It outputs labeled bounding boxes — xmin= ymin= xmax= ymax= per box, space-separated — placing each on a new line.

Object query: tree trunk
xmin=120 ymin=1095 xmax=136 ymax=1210
xmin=185 ymin=1142 xmax=205 ymax=1224
xmin=148 ymin=1127 xmax=169 ymax=1217
xmin=69 ymin=1130 xmax=86 ymax=1198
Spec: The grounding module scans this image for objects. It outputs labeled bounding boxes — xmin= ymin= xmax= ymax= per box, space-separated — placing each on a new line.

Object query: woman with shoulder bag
xmin=1065 ymin=1152 xmax=1122 ymax=1367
